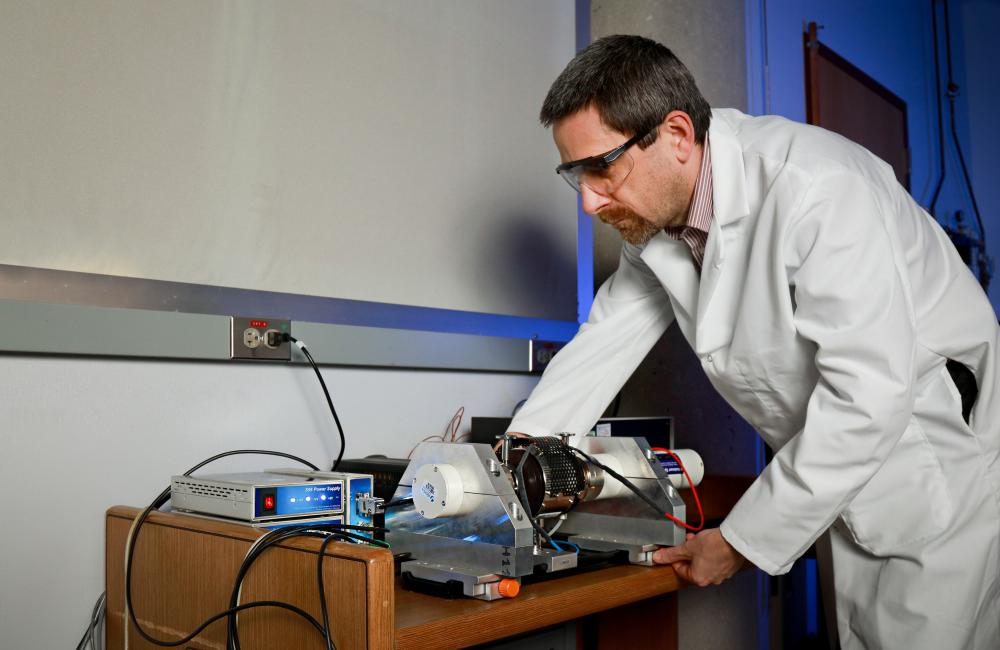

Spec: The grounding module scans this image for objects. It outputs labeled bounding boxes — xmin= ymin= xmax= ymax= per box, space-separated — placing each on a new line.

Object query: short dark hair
xmin=540 ymin=35 xmax=711 ymax=146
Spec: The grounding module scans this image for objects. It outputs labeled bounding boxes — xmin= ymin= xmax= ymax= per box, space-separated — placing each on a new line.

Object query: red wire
xmin=650 ymin=448 xmax=704 ymax=532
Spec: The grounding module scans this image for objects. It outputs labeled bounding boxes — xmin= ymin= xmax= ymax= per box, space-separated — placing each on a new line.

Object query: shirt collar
xmin=665 ymin=137 xmax=714 ymax=236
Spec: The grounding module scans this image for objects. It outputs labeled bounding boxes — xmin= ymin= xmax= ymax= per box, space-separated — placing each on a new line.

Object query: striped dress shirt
xmin=664 ymin=138 xmax=713 ymax=270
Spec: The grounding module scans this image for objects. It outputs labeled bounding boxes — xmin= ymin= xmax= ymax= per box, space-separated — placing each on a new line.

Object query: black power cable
xmin=505 ymin=442 xmax=591 ymax=554
xmin=79 ymin=333 xmax=354 ymax=647
xmin=941 ymin=0 xmax=986 ymax=246
xmin=226 ymin=526 xmax=324 ymax=650
xmin=283 ymin=334 xmax=347 ymax=472
xmin=929 ymin=0 xmax=946 ymax=216
xmin=227 ymin=527 xmax=339 ymax=650
xmin=124 ymin=450 xmax=327 ymax=648
xmin=75 ymin=592 xmax=106 ymax=650
xmin=567 ymin=444 xmax=705 ymax=532
xmin=930 ymin=0 xmax=987 ymax=287
xmin=510 ymin=445 xmax=560 ymax=549
xmin=317 ymin=534 xmax=339 ymax=650
xmin=566 ymin=446 xmax=668 ymax=518
xmin=227 ymin=523 xmax=389 ymax=650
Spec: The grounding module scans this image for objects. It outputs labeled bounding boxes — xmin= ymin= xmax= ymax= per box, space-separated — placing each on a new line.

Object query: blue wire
xmin=550 ymin=539 xmax=580 ymax=554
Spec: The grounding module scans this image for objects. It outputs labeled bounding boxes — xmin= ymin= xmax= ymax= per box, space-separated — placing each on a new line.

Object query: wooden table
xmin=105 ymin=477 xmax=750 ymax=649
xmin=394 ymin=562 xmax=681 ymax=649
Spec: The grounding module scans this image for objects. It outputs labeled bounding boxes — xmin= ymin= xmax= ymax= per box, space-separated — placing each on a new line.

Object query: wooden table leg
xmin=578 ymin=592 xmax=678 ymax=650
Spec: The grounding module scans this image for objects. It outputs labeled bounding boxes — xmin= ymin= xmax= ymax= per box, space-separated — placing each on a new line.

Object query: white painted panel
xmin=0 ymin=1 xmax=578 ymax=320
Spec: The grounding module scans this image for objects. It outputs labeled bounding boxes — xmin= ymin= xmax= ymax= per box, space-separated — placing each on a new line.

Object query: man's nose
xmin=580 ymin=184 xmax=610 ymax=215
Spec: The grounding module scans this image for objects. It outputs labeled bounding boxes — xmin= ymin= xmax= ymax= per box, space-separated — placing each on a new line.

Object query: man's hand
xmin=651 ymin=528 xmax=746 ymax=587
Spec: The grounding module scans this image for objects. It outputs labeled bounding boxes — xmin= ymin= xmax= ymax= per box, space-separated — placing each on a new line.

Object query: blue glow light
xmin=806 ymin=558 xmax=818 ymax=635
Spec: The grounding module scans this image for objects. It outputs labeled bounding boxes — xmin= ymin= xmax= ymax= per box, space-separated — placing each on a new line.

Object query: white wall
xmin=0 ymin=355 xmax=539 ymax=648
xmin=0 ymin=1 xmax=578 ymax=321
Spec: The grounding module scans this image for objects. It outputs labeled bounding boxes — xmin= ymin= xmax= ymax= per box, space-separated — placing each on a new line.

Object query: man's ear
xmin=659 ymin=111 xmax=696 ymax=164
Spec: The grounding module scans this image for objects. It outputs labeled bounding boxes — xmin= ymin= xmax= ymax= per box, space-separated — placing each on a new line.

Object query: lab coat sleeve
xmin=508 ymin=242 xmax=674 ymax=437
xmin=720 ymin=172 xmax=917 ymax=576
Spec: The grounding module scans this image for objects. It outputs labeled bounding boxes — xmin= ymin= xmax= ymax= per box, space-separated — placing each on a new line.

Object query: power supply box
xmin=171 ymin=470 xmax=377 ymax=527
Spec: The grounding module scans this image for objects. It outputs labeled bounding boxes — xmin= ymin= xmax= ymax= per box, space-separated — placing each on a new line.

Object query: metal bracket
xmin=568 ymin=535 xmax=660 ymax=566
xmin=401 ymin=561 xmax=510 ymax=600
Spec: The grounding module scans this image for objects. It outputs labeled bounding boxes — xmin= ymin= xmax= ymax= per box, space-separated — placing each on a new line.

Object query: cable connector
xmin=278 ymin=331 xmax=307 ymax=351
xmin=266 ymin=330 xmax=286 ymax=348
xmin=282 ymin=333 xmax=347 ymax=471
xmin=356 ymin=493 xmax=385 ymax=517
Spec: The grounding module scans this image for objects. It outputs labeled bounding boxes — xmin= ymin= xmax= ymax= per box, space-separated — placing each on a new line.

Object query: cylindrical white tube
xmin=656 ymin=448 xmax=704 ymax=489
xmin=592 ymin=449 xmax=704 ymax=498
xmin=591 ymin=453 xmax=628 ymax=499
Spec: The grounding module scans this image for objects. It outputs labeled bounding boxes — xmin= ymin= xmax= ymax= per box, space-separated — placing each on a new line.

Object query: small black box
xmin=335 ymin=456 xmax=409 ymax=502
xmin=469 ymin=416 xmax=674 ymax=449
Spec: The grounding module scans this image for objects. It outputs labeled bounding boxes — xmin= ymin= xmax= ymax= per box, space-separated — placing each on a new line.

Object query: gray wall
xmin=589 ymin=2 xmax=765 ymax=649
xmin=589 ymin=0 xmax=760 ymax=479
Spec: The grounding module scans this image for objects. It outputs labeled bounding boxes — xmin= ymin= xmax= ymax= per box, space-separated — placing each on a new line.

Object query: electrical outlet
xmin=231 ymin=316 xmax=292 ymax=361
xmin=529 ymin=340 xmax=565 ymax=373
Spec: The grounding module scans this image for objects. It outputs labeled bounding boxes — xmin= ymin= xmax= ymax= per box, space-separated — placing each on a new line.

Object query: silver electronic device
xmin=386 ymin=435 xmax=691 ymax=600
xmin=170 ymin=470 xmax=381 ymax=528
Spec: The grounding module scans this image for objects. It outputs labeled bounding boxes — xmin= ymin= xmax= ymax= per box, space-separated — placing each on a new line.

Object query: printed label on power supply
xmin=256 ymin=482 xmax=343 ymax=518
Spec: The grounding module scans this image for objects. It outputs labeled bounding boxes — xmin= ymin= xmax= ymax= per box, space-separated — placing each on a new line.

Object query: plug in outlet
xmin=231 ymin=316 xmax=292 ymax=361
xmin=529 ymin=340 xmax=565 ymax=373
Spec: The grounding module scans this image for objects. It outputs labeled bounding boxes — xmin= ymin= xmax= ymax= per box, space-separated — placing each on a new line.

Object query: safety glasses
xmin=555 ymin=127 xmax=653 ymax=194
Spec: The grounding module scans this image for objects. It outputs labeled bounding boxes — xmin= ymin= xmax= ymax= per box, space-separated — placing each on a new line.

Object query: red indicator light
xmin=263 ymin=495 xmax=275 ymax=510
xmin=250 ymin=319 xmax=269 ymax=328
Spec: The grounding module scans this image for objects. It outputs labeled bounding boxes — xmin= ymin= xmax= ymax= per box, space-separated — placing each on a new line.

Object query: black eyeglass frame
xmin=554 ymin=126 xmax=655 ymax=180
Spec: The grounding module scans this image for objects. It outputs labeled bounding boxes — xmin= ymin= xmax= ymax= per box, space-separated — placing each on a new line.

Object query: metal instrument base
xmin=401 ymin=545 xmax=578 ymax=601
xmin=568 ymin=535 xmax=660 ymax=566
xmin=401 ymin=561 xmax=512 ymax=600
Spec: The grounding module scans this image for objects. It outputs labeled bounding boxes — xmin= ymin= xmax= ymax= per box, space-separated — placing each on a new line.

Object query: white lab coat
xmin=511 ymin=109 xmax=1000 ymax=648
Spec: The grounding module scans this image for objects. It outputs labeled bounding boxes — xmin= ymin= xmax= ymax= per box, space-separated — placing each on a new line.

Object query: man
xmin=508 ymin=35 xmax=1000 ymax=648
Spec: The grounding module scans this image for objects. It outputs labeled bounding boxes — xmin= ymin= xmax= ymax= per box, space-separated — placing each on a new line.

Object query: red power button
xmin=263 ymin=495 xmax=276 ymax=510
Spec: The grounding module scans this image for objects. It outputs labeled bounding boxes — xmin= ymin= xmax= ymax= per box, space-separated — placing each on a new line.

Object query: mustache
xmin=597 ymin=206 xmax=642 ymax=225
xmin=595 ymin=206 xmax=661 ymax=246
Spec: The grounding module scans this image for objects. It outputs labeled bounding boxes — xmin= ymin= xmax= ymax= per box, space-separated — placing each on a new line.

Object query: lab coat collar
xmin=707 ymin=113 xmax=750 ymax=228
xmin=693 ymin=115 xmax=751 ymax=352
xmin=640 ymin=233 xmax=697 ymax=314
xmin=639 ymin=113 xmax=751 ymax=352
